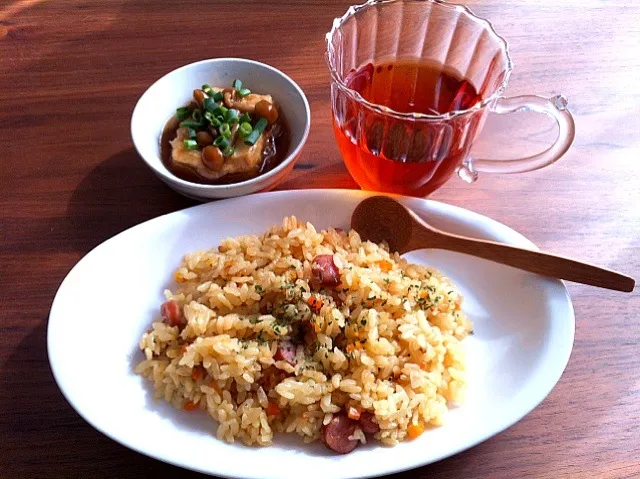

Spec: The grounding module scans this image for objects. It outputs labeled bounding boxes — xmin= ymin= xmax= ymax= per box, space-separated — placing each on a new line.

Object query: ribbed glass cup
xmin=327 ymin=0 xmax=575 ymax=196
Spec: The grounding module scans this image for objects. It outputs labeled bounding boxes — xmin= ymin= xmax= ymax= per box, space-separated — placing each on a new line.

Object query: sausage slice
xmin=161 ymin=300 xmax=182 ymax=326
xmin=274 ymin=339 xmax=297 ymax=365
xmin=312 ymin=255 xmax=341 ymax=287
xmin=322 ymin=414 xmax=359 ymax=454
xmin=359 ymin=411 xmax=380 ymax=434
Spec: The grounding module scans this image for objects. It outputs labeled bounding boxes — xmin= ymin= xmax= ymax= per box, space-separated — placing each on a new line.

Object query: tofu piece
xmin=212 ymin=86 xmax=273 ymax=114
xmin=170 ymin=127 xmax=266 ymax=181
xmin=230 ymin=93 xmax=273 ymax=114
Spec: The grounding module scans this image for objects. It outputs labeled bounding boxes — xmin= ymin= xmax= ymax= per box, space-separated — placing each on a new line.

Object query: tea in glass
xmin=326 ymin=0 xmax=575 ymax=197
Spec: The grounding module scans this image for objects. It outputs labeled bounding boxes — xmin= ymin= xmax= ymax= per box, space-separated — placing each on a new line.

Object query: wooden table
xmin=2 ymin=1 xmax=638 ymax=477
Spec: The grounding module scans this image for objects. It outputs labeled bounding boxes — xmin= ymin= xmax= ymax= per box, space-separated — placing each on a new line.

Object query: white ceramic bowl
xmin=131 ymin=58 xmax=311 ymax=200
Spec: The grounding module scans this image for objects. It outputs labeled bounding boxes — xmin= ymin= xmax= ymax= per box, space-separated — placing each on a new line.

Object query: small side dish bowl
xmin=131 ymin=58 xmax=310 ymax=200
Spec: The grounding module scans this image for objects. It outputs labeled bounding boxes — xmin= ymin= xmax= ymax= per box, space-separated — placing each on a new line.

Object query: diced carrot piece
xmin=184 ymin=400 xmax=199 ymax=411
xmin=407 ymin=424 xmax=424 ymax=439
xmin=266 ymin=402 xmax=281 ymax=416
xmin=306 ymin=296 xmax=323 ymax=313
xmin=377 ymin=260 xmax=392 ymax=272
xmin=347 ymin=406 xmax=361 ymax=421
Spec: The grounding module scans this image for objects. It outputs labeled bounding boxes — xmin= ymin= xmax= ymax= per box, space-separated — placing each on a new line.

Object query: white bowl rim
xmin=130 ymin=58 xmax=311 ymax=192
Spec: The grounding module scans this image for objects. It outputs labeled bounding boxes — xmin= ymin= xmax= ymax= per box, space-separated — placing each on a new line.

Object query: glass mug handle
xmin=458 ymin=94 xmax=576 ymax=182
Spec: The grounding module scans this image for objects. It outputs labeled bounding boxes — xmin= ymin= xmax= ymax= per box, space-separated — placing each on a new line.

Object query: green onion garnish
xmin=183 ymin=139 xmax=198 ymax=150
xmin=222 ymin=146 xmax=235 ymax=158
xmin=226 ymin=109 xmax=239 ymax=125
xmin=203 ymin=97 xmax=217 ymax=113
xmin=212 ymin=105 xmax=228 ymax=118
xmin=243 ymin=117 xmax=268 ymax=146
xmin=239 ymin=121 xmax=252 ymax=138
xmin=191 ymin=109 xmax=203 ymax=123
xmin=180 ymin=119 xmax=203 ymax=128
xmin=232 ymin=79 xmax=242 ymax=90
xmin=176 ymin=107 xmax=191 ymax=121
xmin=202 ymin=84 xmax=213 ymax=95
xmin=238 ymin=88 xmax=251 ymax=97
xmin=212 ymin=91 xmax=224 ymax=102
xmin=220 ymin=123 xmax=231 ymax=138
xmin=239 ymin=113 xmax=251 ymax=124
xmin=204 ymin=111 xmax=221 ymax=126
xmin=187 ymin=128 xmax=197 ymax=138
xmin=214 ymin=136 xmax=230 ymax=150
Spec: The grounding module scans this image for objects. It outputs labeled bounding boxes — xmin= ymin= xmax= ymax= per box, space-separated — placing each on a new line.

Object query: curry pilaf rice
xmin=136 ymin=216 xmax=472 ymax=453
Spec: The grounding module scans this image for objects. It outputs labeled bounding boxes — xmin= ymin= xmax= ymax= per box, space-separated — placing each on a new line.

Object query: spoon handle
xmin=423 ymin=230 xmax=635 ymax=292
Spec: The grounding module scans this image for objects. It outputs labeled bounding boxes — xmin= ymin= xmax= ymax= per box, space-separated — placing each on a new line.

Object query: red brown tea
xmin=332 ymin=59 xmax=485 ymax=196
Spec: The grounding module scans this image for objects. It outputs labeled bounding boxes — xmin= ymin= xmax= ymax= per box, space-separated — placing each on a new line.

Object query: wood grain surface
xmin=1 ymin=1 xmax=638 ymax=478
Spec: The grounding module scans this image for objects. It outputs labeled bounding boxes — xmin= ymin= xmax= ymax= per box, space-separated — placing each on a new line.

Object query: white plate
xmin=48 ymin=189 xmax=574 ymax=479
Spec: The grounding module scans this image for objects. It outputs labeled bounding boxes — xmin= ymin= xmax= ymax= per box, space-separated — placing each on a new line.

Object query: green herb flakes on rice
xmin=135 ymin=216 xmax=472 ymax=452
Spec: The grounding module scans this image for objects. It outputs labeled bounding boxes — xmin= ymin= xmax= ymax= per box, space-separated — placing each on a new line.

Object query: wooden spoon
xmin=350 ymin=196 xmax=635 ymax=293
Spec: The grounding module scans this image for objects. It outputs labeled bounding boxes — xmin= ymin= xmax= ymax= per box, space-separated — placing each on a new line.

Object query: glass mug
xmin=326 ymin=0 xmax=575 ymax=196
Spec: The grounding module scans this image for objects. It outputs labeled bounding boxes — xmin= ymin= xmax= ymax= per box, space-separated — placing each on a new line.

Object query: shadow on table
xmin=63 ymin=148 xmax=196 ymax=254
xmin=278 ymin=161 xmax=359 ymax=191
xmin=63 ymin=148 xmax=356 ymax=256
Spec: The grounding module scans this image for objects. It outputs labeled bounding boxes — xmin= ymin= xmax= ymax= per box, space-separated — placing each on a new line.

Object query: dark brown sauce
xmin=160 ymin=109 xmax=291 ymax=185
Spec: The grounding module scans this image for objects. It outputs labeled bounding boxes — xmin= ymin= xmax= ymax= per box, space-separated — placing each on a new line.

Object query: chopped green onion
xmin=203 ymin=97 xmax=217 ymax=113
xmin=226 ymin=109 xmax=239 ymax=124
xmin=176 ymin=107 xmax=191 ymax=121
xmin=202 ymin=84 xmax=213 ymax=95
xmin=214 ymin=136 xmax=230 ymax=150
xmin=180 ymin=119 xmax=203 ymax=128
xmin=212 ymin=105 xmax=228 ymax=117
xmin=191 ymin=109 xmax=203 ymax=123
xmin=183 ymin=139 xmax=198 ymax=150
xmin=239 ymin=121 xmax=252 ymax=138
xmin=239 ymin=113 xmax=251 ymax=124
xmin=232 ymin=79 xmax=242 ymax=90
xmin=222 ymin=146 xmax=235 ymax=158
xmin=204 ymin=111 xmax=221 ymax=126
xmin=187 ymin=128 xmax=197 ymax=138
xmin=255 ymin=117 xmax=268 ymax=132
xmin=243 ymin=117 xmax=268 ymax=146
xmin=243 ymin=130 xmax=260 ymax=146
xmin=212 ymin=91 xmax=224 ymax=102
xmin=238 ymin=88 xmax=251 ymax=98
xmin=220 ymin=123 xmax=231 ymax=138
